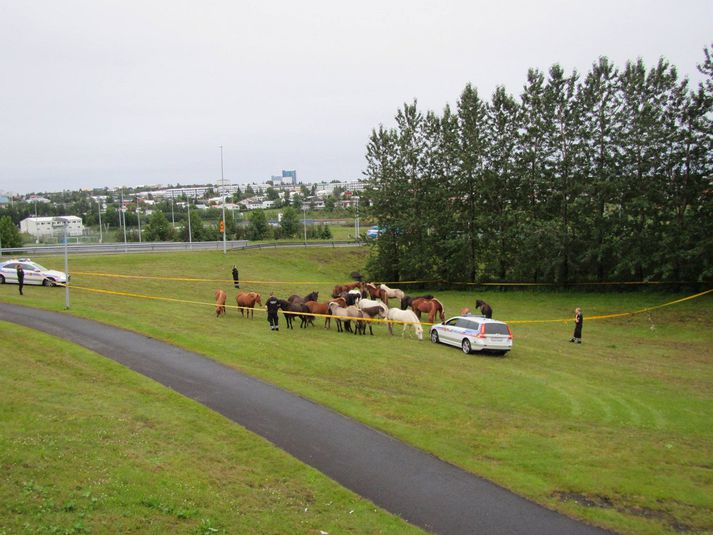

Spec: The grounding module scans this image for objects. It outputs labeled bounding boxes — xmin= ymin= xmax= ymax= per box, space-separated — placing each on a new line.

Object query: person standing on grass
xmin=16 ymin=263 xmax=24 ymax=295
xmin=231 ymin=265 xmax=240 ymax=289
xmin=266 ymin=292 xmax=280 ymax=331
xmin=570 ymin=307 xmax=583 ymax=343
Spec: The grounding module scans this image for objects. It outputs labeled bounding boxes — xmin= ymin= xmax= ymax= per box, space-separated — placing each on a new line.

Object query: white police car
xmin=430 ymin=315 xmax=513 ymax=355
xmin=0 ymin=258 xmax=68 ymax=287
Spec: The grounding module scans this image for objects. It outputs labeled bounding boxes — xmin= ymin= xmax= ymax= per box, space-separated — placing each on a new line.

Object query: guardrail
xmin=0 ymin=240 xmax=364 ymax=256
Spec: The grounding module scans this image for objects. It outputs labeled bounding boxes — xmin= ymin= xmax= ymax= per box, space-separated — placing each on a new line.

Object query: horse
xmin=345 ymin=288 xmax=363 ymax=306
xmin=305 ymin=300 xmax=332 ymax=328
xmin=328 ymin=301 xmax=353 ymax=333
xmin=331 ymin=282 xmax=361 ymax=298
xmin=401 ymin=294 xmax=433 ymax=310
xmin=379 ymin=284 xmax=405 ymax=306
xmin=411 ymin=297 xmax=445 ymax=323
xmin=214 ymin=289 xmax=227 ymax=317
xmin=288 ymin=291 xmax=319 ymax=304
xmin=386 ymin=307 xmax=423 ymax=340
xmin=475 ymin=299 xmax=493 ymax=319
xmin=236 ymin=292 xmax=262 ymax=318
xmin=357 ymin=298 xmax=388 ymax=335
xmin=278 ymin=299 xmax=311 ymax=329
xmin=364 ymin=282 xmax=382 ymax=300
xmin=345 ymin=305 xmax=367 ymax=335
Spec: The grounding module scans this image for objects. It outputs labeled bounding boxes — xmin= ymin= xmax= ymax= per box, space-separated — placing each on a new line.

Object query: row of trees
xmin=365 ymin=49 xmax=713 ymax=283
xmin=112 ymin=207 xmax=333 ymax=243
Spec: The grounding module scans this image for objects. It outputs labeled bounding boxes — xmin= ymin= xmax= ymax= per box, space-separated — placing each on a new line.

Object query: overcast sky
xmin=1 ymin=1 xmax=711 ymax=194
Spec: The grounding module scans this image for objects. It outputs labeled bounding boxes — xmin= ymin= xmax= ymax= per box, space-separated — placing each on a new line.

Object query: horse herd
xmin=213 ymin=282 xmax=448 ymax=341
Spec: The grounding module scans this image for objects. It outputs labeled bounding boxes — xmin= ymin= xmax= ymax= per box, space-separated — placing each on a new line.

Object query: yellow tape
xmin=58 ymin=281 xmax=712 ymax=328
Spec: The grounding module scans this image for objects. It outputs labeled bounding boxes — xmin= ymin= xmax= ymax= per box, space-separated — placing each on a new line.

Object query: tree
xmin=280 ymin=207 xmax=300 ymax=238
xmin=144 ymin=210 xmax=175 ymax=241
xmin=248 ymin=209 xmax=270 ymax=240
xmin=0 ymin=215 xmax=22 ymax=248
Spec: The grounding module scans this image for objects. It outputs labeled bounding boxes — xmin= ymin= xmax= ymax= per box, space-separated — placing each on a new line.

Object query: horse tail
xmin=432 ymin=298 xmax=445 ymax=320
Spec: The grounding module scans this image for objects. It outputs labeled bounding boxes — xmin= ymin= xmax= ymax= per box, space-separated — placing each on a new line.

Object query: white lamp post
xmin=303 ymin=204 xmax=307 ymax=242
xmin=220 ymin=145 xmax=226 ymax=254
xmin=96 ymin=197 xmax=103 ymax=243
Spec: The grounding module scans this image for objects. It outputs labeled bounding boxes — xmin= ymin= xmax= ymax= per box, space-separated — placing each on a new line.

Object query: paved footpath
xmin=0 ymin=302 xmax=611 ymax=535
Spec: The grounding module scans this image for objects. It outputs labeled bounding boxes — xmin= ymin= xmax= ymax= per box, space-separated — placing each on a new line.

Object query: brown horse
xmin=305 ymin=300 xmax=332 ymax=328
xmin=331 ymin=282 xmax=361 ymax=298
xmin=236 ymin=292 xmax=262 ymax=318
xmin=411 ymin=297 xmax=445 ymax=323
xmin=214 ymin=289 xmax=227 ymax=317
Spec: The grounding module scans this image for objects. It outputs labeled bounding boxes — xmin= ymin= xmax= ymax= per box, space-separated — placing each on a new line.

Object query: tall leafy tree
xmin=0 ymin=215 xmax=23 ymax=248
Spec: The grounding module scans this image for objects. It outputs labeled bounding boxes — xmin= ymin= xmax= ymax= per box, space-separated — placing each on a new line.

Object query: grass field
xmin=1 ymin=247 xmax=712 ymax=534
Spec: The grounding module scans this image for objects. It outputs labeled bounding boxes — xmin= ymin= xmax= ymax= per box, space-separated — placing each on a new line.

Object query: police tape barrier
xmin=56 ymin=282 xmax=712 ymax=328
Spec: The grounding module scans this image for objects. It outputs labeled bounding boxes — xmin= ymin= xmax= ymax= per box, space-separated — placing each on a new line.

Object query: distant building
xmin=282 ymin=170 xmax=297 ymax=185
xmin=20 ymin=216 xmax=84 ymax=238
xmin=0 ymin=195 xmax=10 ymax=207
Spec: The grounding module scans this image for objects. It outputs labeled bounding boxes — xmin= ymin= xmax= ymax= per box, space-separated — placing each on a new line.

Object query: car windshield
xmin=485 ymin=323 xmax=510 ymax=335
xmin=27 ymin=262 xmax=47 ymax=271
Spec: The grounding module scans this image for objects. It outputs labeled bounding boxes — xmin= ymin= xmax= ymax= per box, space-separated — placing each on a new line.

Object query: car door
xmin=439 ymin=318 xmax=460 ymax=345
xmin=1 ymin=262 xmax=19 ymax=283
xmin=22 ymin=263 xmax=44 ymax=285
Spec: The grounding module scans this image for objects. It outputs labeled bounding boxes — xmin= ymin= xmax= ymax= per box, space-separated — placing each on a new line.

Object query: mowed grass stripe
xmin=1 ymin=248 xmax=712 ymax=534
xmin=0 ymin=321 xmax=420 ymax=534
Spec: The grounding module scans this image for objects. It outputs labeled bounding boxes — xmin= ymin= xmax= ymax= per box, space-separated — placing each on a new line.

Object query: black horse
xmin=287 ymin=291 xmax=319 ymax=304
xmin=475 ymin=299 xmax=493 ymax=319
xmin=278 ymin=299 xmax=312 ymax=329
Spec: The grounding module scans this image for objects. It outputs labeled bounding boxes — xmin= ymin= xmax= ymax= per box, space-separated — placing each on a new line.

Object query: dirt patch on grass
xmin=551 ymin=491 xmax=693 ymax=532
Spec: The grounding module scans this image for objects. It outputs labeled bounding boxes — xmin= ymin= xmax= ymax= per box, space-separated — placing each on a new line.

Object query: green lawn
xmin=1 ymin=247 xmax=712 ymax=534
xmin=0 ymin=322 xmax=419 ymax=534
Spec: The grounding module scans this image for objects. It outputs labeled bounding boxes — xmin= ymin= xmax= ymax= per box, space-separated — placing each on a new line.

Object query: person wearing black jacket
xmin=16 ymin=264 xmax=24 ymax=295
xmin=231 ymin=265 xmax=240 ymax=289
xmin=266 ymin=292 xmax=280 ymax=331
xmin=570 ymin=307 xmax=583 ymax=343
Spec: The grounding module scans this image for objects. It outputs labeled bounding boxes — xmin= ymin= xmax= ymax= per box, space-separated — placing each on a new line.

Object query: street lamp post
xmin=96 ymin=197 xmax=103 ymax=243
xmin=136 ymin=201 xmax=142 ymax=243
xmin=120 ymin=189 xmax=127 ymax=252
xmin=303 ymin=204 xmax=307 ymax=243
xmin=63 ymin=221 xmax=69 ymax=309
xmin=220 ymin=145 xmax=226 ymax=255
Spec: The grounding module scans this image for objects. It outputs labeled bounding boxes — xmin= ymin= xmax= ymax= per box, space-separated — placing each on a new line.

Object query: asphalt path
xmin=1 ymin=302 xmax=610 ymax=535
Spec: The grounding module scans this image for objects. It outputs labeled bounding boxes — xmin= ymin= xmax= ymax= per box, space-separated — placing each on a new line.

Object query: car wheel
xmin=0 ymin=274 xmax=4 ymax=284
xmin=43 ymin=278 xmax=53 ymax=287
xmin=461 ymin=339 xmax=472 ymax=354
xmin=430 ymin=330 xmax=439 ymax=344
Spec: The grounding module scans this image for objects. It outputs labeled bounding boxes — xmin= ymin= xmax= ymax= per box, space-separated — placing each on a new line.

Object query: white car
xmin=0 ymin=258 xmax=68 ymax=287
xmin=430 ymin=315 xmax=513 ymax=355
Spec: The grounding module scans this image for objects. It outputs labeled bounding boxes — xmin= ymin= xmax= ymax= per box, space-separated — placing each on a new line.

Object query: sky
xmin=1 ymin=0 xmax=711 ymax=195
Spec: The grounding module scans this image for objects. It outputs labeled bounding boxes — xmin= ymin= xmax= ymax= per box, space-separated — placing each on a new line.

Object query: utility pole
xmin=136 ymin=199 xmax=142 ymax=243
xmin=97 ymin=197 xmax=103 ymax=243
xmin=121 ymin=189 xmax=127 ymax=253
xmin=220 ymin=145 xmax=226 ymax=254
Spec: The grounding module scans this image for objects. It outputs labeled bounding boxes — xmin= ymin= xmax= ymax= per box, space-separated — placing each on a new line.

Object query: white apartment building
xmin=20 ymin=216 xmax=84 ymax=238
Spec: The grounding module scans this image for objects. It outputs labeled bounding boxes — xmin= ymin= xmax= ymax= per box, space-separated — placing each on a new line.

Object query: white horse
xmin=379 ymin=284 xmax=405 ymax=306
xmin=386 ymin=307 xmax=423 ymax=341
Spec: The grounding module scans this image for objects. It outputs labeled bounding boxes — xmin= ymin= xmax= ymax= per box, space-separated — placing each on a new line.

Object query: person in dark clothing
xmin=231 ymin=265 xmax=240 ymax=289
xmin=570 ymin=307 xmax=583 ymax=343
xmin=475 ymin=299 xmax=492 ymax=318
xmin=16 ymin=264 xmax=24 ymax=295
xmin=266 ymin=292 xmax=280 ymax=331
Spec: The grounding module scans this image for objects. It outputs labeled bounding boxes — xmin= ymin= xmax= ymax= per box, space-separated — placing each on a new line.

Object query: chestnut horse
xmin=214 ymin=289 xmax=227 ymax=317
xmin=236 ymin=292 xmax=262 ymax=318
xmin=305 ymin=300 xmax=332 ymax=329
xmin=411 ymin=297 xmax=445 ymax=323
xmin=331 ymin=282 xmax=361 ymax=298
